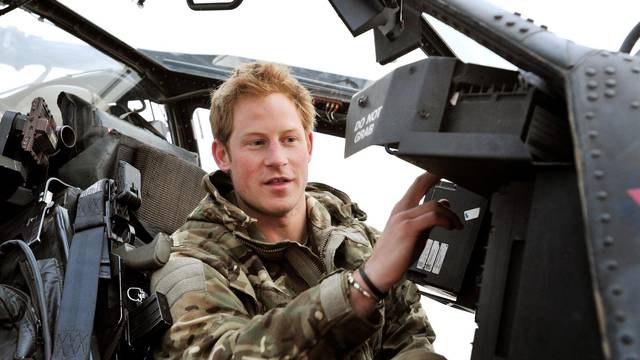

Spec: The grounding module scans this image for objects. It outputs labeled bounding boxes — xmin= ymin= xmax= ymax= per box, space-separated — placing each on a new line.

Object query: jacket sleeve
xmin=360 ymin=223 xmax=445 ymax=360
xmin=151 ymin=230 xmax=382 ymax=359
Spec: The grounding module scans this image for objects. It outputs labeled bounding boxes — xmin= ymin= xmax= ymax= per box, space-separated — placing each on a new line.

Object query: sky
xmin=5 ymin=1 xmax=640 ymax=359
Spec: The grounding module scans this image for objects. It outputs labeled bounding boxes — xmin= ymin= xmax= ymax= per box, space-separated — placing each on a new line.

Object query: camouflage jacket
xmin=152 ymin=171 xmax=443 ymax=360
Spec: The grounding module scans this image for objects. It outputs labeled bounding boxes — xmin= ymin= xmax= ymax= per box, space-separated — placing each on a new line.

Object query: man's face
xmin=213 ymin=93 xmax=313 ymax=219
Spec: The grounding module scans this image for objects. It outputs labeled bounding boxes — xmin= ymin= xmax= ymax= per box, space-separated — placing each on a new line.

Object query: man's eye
xmin=284 ymin=136 xmax=297 ymax=143
xmin=248 ymin=139 xmax=266 ymax=146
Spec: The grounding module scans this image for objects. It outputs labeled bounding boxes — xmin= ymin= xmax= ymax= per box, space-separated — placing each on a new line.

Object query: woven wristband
xmin=358 ymin=266 xmax=388 ymax=299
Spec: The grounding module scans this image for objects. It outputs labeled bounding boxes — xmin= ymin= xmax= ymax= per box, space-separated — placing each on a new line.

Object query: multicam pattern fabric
xmin=152 ymin=171 xmax=443 ymax=360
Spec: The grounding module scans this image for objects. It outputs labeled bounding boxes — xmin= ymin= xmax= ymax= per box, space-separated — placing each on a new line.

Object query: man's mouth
xmin=265 ymin=177 xmax=292 ymax=185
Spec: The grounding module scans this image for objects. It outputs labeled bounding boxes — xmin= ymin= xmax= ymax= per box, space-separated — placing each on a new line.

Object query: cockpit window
xmin=0 ymin=8 xmax=142 ymax=125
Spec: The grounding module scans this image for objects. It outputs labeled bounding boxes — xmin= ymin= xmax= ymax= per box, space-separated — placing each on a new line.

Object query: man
xmin=152 ymin=62 xmax=462 ymax=359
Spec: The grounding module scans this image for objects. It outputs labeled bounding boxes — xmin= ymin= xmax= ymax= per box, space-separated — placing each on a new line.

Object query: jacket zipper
xmin=235 ymin=230 xmax=327 ymax=280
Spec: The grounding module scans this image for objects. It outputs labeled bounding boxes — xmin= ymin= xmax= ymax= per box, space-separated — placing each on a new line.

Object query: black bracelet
xmin=358 ymin=266 xmax=388 ymax=299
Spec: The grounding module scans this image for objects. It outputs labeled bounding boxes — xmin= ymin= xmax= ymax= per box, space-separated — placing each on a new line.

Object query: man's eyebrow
xmin=237 ymin=131 xmax=266 ymax=139
xmin=281 ymin=128 xmax=302 ymax=135
xmin=239 ymin=129 xmax=301 ymax=138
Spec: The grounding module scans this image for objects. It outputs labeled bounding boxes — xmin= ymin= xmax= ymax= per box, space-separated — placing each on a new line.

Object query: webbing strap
xmin=52 ymin=226 xmax=105 ymax=360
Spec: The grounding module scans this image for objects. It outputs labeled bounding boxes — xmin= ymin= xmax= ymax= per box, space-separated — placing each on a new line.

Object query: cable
xmin=0 ymin=240 xmax=51 ymax=360
xmin=32 ymin=177 xmax=80 ymax=245
xmin=619 ymin=21 xmax=640 ymax=54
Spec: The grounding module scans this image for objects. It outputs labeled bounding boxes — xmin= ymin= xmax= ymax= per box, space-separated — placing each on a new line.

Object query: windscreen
xmin=0 ymin=8 xmax=142 ymax=125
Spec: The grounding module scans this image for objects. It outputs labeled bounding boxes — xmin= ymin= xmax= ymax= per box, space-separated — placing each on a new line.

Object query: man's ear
xmin=212 ymin=140 xmax=231 ymax=171
xmin=306 ymin=131 xmax=313 ymax=161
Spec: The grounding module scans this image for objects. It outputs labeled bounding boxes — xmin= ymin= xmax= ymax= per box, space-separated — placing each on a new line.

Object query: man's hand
xmin=362 ymin=172 xmax=462 ymax=294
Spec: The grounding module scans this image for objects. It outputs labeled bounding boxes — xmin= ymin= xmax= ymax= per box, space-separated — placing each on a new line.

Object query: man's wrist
xmin=358 ymin=266 xmax=388 ymax=300
xmin=347 ymin=270 xmax=378 ymax=319
xmin=361 ymin=258 xmax=395 ymax=294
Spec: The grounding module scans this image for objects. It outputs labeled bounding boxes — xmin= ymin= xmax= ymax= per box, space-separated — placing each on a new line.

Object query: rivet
xmin=585 ymin=67 xmax=597 ymax=76
xmin=514 ymin=11 xmax=521 ymax=16
xmin=585 ymin=111 xmax=596 ymax=119
xmin=418 ymin=109 xmax=430 ymax=119
xmin=408 ymin=66 xmax=416 ymax=74
xmin=519 ymin=27 xmax=529 ymax=33
xmin=606 ymin=260 xmax=618 ymax=271
xmin=357 ymin=95 xmax=368 ymax=107
xmin=621 ymin=333 xmax=634 ymax=345
xmin=587 ymin=80 xmax=598 ymax=89
xmin=632 ymin=67 xmax=640 ymax=73
xmin=631 ymin=100 xmax=640 ymax=109
xmin=605 ymin=66 xmax=616 ymax=74
xmin=605 ymin=78 xmax=617 ymax=87
xmin=600 ymin=213 xmax=611 ymax=223
xmin=623 ymin=56 xmax=633 ymax=62
xmin=615 ymin=312 xmax=626 ymax=322
xmin=526 ymin=18 xmax=534 ymax=23
xmin=540 ymin=24 xmax=548 ymax=30
xmin=597 ymin=190 xmax=608 ymax=200
xmin=603 ymin=235 xmax=614 ymax=246
xmin=494 ymin=14 xmax=503 ymax=20
xmin=604 ymin=89 xmax=616 ymax=98
xmin=506 ymin=21 xmax=515 ymax=27
xmin=594 ymin=169 xmax=604 ymax=179
xmin=588 ymin=130 xmax=599 ymax=139
xmin=611 ymin=285 xmax=622 ymax=296
xmin=601 ymin=52 xmax=610 ymax=57
xmin=587 ymin=92 xmax=599 ymax=101
xmin=590 ymin=149 xmax=602 ymax=158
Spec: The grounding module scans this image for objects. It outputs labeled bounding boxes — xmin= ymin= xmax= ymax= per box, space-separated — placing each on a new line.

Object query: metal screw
xmin=526 ymin=18 xmax=534 ymax=23
xmin=506 ymin=21 xmax=515 ymax=27
xmin=357 ymin=96 xmax=368 ymax=107
xmin=540 ymin=24 xmax=548 ymax=30
xmin=611 ymin=285 xmax=622 ymax=296
xmin=603 ymin=235 xmax=614 ymax=246
xmin=514 ymin=11 xmax=521 ymax=16
xmin=594 ymin=170 xmax=605 ymax=179
xmin=418 ymin=110 xmax=430 ymax=119
xmin=494 ymin=14 xmax=503 ymax=20
xmin=620 ymin=334 xmax=634 ymax=345
xmin=519 ymin=27 xmax=529 ymax=33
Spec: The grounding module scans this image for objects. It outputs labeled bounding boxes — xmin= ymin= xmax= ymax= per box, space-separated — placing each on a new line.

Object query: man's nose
xmin=265 ymin=142 xmax=288 ymax=167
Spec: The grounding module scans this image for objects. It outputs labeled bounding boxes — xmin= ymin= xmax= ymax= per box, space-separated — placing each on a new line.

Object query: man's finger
xmin=408 ymin=207 xmax=463 ymax=232
xmin=397 ymin=172 xmax=440 ymax=210
xmin=398 ymin=201 xmax=463 ymax=230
